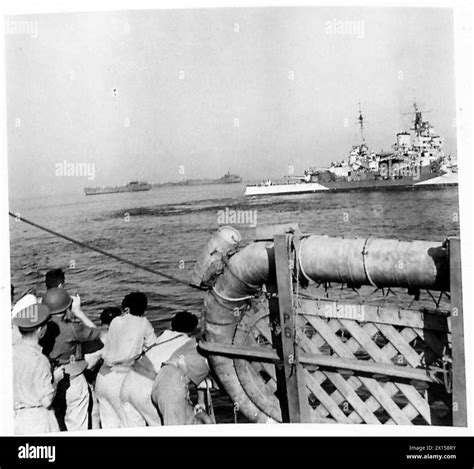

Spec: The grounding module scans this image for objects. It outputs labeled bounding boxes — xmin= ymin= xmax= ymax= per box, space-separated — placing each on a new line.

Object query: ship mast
xmin=403 ymin=100 xmax=431 ymax=136
xmin=357 ymin=102 xmax=365 ymax=143
xmin=411 ymin=101 xmax=423 ymax=135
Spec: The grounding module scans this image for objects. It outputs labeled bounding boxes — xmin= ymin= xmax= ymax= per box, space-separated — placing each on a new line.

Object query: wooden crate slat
xmin=302 ymin=348 xmax=435 ymax=382
xmin=297 ymin=332 xmax=364 ymax=422
xmin=341 ymin=319 xmax=391 ymax=363
xmin=297 ymin=315 xmax=328 ymax=349
xmin=297 ymin=325 xmax=397 ymax=425
xmin=400 ymin=401 xmax=429 ymax=424
xmin=325 ymin=371 xmax=381 ymax=425
xmin=297 ymin=299 xmax=449 ymax=332
xmin=329 ymin=319 xmax=424 ymax=424
xmin=304 ymin=316 xmax=413 ymax=425
xmin=384 ymin=419 xmax=397 ymax=425
xmin=348 ymin=410 xmax=364 ymax=424
xmin=308 ymin=372 xmax=330 ymax=419
xmin=336 ymin=329 xmax=408 ymax=422
xmin=359 ymin=378 xmax=412 ymax=425
xmin=313 ymin=341 xmax=396 ymax=424
xmin=338 ymin=371 xmax=397 ymax=424
xmin=376 ymin=324 xmax=421 ymax=367
xmin=314 ymin=372 xmax=364 ymax=424
xmin=345 ymin=321 xmax=417 ymax=366
xmin=380 ymin=327 xmax=418 ymax=365
xmin=339 ymin=373 xmax=388 ymax=421
xmin=307 ymin=408 xmax=338 ymax=424
xmin=394 ymin=383 xmax=431 ymax=424
xmin=381 ymin=381 xmax=430 ymax=424
xmin=341 ymin=319 xmax=431 ymax=423
xmin=250 ymin=314 xmax=340 ymax=423
xmin=303 ymin=368 xmax=352 ymax=423
xmin=314 ymin=404 xmax=330 ymax=419
xmin=296 ymin=331 xmax=374 ymax=424
xmin=400 ymin=327 xmax=418 ymax=343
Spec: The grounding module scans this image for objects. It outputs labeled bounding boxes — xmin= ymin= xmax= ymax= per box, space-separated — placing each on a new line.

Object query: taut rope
xmin=9 ymin=212 xmax=205 ymax=292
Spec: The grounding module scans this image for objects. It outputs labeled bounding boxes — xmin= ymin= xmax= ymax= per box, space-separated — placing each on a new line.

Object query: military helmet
xmin=42 ymin=287 xmax=72 ymax=314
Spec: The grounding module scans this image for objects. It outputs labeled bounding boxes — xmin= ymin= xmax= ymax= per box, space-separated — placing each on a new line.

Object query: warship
xmin=84 ymin=180 xmax=151 ymax=196
xmin=245 ymin=103 xmax=457 ymax=196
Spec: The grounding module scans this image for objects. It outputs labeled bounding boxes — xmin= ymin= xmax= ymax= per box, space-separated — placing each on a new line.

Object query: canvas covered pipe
xmin=195 ymin=227 xmax=276 ymax=422
xmin=298 ymin=235 xmax=449 ymax=291
xmin=202 ymin=241 xmax=276 ymax=423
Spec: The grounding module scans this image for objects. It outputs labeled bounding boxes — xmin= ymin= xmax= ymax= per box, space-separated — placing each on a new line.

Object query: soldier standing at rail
xmin=12 ymin=303 xmax=63 ymax=434
xmin=95 ymin=292 xmax=157 ymax=428
xmin=84 ymin=307 xmax=122 ymax=429
xmin=120 ymin=311 xmax=199 ymax=427
xmin=40 ymin=287 xmax=103 ymax=431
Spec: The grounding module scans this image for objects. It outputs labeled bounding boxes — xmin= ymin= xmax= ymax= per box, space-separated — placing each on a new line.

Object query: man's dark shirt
xmin=40 ymin=315 xmax=102 ymax=365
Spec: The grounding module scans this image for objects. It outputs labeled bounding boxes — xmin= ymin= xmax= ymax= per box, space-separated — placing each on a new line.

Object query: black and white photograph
xmin=1 ymin=1 xmax=472 ymax=441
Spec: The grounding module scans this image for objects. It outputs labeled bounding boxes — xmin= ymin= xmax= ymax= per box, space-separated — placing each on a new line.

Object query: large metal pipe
xmin=299 ymin=236 xmax=449 ymax=291
xmin=203 ymin=242 xmax=275 ymax=423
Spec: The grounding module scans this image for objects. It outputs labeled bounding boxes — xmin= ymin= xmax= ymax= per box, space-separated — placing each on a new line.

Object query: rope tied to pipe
xmin=295 ymin=236 xmax=313 ymax=286
xmin=211 ymin=286 xmax=254 ymax=303
xmin=361 ymin=237 xmax=378 ymax=289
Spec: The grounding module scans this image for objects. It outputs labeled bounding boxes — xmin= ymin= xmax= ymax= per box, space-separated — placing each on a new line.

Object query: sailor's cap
xmin=13 ymin=303 xmax=51 ymax=330
xmin=11 ymin=294 xmax=38 ymax=318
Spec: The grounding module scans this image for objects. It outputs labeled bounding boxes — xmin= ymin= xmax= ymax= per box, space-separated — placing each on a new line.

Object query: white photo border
xmin=0 ymin=0 xmax=472 ymax=437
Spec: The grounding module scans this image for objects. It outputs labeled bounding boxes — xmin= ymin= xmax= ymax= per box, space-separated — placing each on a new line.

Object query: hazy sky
xmin=6 ymin=7 xmax=456 ymax=198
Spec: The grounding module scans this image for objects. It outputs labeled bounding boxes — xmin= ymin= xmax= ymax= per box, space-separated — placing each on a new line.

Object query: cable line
xmin=8 ymin=211 xmax=205 ymax=291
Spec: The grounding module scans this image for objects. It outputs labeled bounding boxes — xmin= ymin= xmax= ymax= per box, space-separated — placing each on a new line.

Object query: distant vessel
xmin=84 ymin=180 xmax=151 ymax=196
xmin=153 ymin=172 xmax=242 ymax=188
xmin=245 ymin=103 xmax=457 ymax=196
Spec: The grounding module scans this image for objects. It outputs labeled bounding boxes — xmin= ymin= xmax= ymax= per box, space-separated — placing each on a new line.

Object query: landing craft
xmin=84 ymin=180 xmax=151 ymax=196
xmin=245 ymin=103 xmax=458 ymax=196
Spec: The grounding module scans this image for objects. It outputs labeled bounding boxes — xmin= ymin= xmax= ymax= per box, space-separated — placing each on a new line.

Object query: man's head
xmin=122 ymin=292 xmax=148 ymax=317
xmin=42 ymin=287 xmax=72 ymax=315
xmin=171 ymin=311 xmax=198 ymax=333
xmin=100 ymin=307 xmax=122 ymax=326
xmin=13 ymin=303 xmax=51 ymax=341
xmin=45 ymin=269 xmax=65 ymax=289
